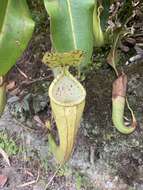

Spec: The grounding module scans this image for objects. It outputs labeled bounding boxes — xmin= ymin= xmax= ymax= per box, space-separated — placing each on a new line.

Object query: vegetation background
xmin=0 ymin=0 xmax=143 ymax=189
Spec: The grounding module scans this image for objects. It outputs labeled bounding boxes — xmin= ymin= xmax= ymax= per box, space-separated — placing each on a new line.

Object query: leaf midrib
xmin=66 ymin=0 xmax=77 ymax=49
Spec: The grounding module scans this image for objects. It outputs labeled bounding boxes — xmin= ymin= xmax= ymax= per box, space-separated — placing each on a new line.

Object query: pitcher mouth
xmin=49 ymin=73 xmax=86 ymax=107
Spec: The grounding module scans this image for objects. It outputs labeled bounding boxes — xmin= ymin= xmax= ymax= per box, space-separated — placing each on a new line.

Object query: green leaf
xmin=99 ymin=0 xmax=110 ymax=30
xmin=0 ymin=0 xmax=35 ymax=76
xmin=93 ymin=0 xmax=110 ymax=47
xmin=117 ymin=0 xmax=133 ymax=24
xmin=93 ymin=1 xmax=104 ymax=47
xmin=44 ymin=0 xmax=95 ymax=68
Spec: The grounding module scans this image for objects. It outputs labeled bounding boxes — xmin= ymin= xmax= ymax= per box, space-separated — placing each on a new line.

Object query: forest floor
xmin=0 ymin=1 xmax=143 ymax=190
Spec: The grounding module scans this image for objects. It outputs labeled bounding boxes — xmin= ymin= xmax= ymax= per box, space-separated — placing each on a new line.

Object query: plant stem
xmin=0 ymin=82 xmax=6 ymax=117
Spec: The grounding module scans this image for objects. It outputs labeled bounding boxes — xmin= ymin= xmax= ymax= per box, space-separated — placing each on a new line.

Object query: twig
xmin=44 ymin=164 xmax=62 ymax=190
xmin=17 ymin=169 xmax=40 ymax=188
xmin=15 ymin=65 xmax=28 ymax=79
xmin=20 ymin=75 xmax=53 ymax=87
xmin=90 ymin=146 xmax=95 ymax=166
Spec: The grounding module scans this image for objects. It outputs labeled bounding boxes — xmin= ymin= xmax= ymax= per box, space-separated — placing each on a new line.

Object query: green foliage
xmin=40 ymin=157 xmax=50 ymax=171
xmin=57 ymin=165 xmax=72 ymax=177
xmin=0 ymin=0 xmax=35 ymax=76
xmin=93 ymin=2 xmax=104 ymax=47
xmin=99 ymin=0 xmax=110 ymax=30
xmin=93 ymin=0 xmax=110 ymax=47
xmin=44 ymin=0 xmax=95 ymax=68
xmin=118 ymin=0 xmax=133 ymax=24
xmin=0 ymin=131 xmax=19 ymax=156
xmin=75 ymin=173 xmax=82 ymax=190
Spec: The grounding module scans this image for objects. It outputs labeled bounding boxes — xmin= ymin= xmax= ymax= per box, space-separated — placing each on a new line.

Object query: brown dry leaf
xmin=17 ymin=169 xmax=39 ymax=188
xmin=112 ymin=73 xmax=127 ymax=98
xmin=25 ymin=170 xmax=34 ymax=177
xmin=33 ymin=115 xmax=44 ymax=127
xmin=0 ymin=175 xmax=8 ymax=188
xmin=9 ymin=87 xmax=20 ymax=96
xmin=6 ymin=81 xmax=16 ymax=91
xmin=124 ymin=37 xmax=136 ymax=47
xmin=120 ymin=43 xmax=129 ymax=52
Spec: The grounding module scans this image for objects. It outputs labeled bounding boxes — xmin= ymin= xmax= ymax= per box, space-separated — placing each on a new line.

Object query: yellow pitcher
xmin=43 ymin=51 xmax=86 ymax=164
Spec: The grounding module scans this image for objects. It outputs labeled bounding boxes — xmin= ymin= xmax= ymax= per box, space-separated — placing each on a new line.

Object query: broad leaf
xmin=44 ymin=0 xmax=95 ymax=68
xmin=0 ymin=0 xmax=35 ymax=76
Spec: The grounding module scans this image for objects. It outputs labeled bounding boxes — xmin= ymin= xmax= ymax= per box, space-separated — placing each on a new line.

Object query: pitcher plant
xmin=43 ymin=50 xmax=86 ymax=164
xmin=44 ymin=0 xmax=110 ymax=72
xmin=0 ymin=0 xmax=35 ymax=117
xmin=107 ymin=29 xmax=137 ymax=134
xmin=43 ymin=0 xmax=137 ymax=136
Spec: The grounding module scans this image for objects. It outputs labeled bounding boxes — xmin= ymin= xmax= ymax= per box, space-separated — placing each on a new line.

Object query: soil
xmin=0 ymin=1 xmax=143 ymax=190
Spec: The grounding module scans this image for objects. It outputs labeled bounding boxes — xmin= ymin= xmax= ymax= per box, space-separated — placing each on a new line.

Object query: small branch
xmin=44 ymin=164 xmax=62 ymax=190
xmin=17 ymin=169 xmax=40 ymax=188
xmin=15 ymin=65 xmax=28 ymax=79
xmin=20 ymin=75 xmax=53 ymax=87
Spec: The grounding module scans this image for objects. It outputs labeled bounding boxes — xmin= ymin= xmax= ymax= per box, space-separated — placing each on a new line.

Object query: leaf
xmin=99 ymin=0 xmax=110 ymax=30
xmin=93 ymin=0 xmax=110 ymax=47
xmin=0 ymin=0 xmax=35 ymax=76
xmin=6 ymin=81 xmax=16 ymax=91
xmin=112 ymin=73 xmax=127 ymax=99
xmin=43 ymin=50 xmax=84 ymax=68
xmin=117 ymin=0 xmax=133 ymax=24
xmin=0 ymin=175 xmax=7 ymax=188
xmin=107 ymin=27 xmax=123 ymax=76
xmin=93 ymin=2 xmax=104 ymax=47
xmin=0 ymin=147 xmax=11 ymax=166
xmin=44 ymin=0 xmax=94 ymax=68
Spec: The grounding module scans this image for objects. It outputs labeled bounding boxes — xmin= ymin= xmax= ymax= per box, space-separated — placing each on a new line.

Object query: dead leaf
xmin=124 ymin=37 xmax=136 ymax=47
xmin=17 ymin=169 xmax=39 ymax=188
xmin=0 ymin=147 xmax=11 ymax=166
xmin=6 ymin=81 xmax=16 ymax=91
xmin=112 ymin=73 xmax=127 ymax=98
xmin=25 ymin=170 xmax=34 ymax=177
xmin=33 ymin=115 xmax=44 ymax=127
xmin=0 ymin=175 xmax=8 ymax=188
xmin=120 ymin=43 xmax=129 ymax=52
xmin=9 ymin=87 xmax=20 ymax=96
